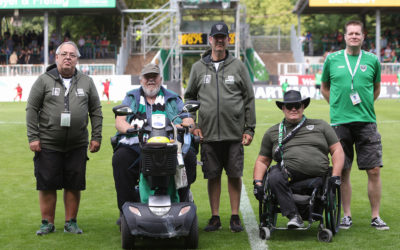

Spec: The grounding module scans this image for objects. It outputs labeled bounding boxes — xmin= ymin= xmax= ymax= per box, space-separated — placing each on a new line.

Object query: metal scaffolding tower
xmin=124 ymin=0 xmax=248 ymax=86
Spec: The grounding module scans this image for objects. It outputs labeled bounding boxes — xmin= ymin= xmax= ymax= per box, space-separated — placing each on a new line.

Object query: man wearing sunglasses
xmin=253 ymin=90 xmax=344 ymax=228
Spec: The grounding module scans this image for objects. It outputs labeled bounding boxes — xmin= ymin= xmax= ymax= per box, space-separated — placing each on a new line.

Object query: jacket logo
xmin=76 ymin=88 xmax=85 ymax=96
xmin=225 ymin=75 xmax=235 ymax=84
xmin=52 ymin=88 xmax=60 ymax=96
xmin=306 ymin=125 xmax=314 ymax=130
xmin=360 ymin=65 xmax=367 ymax=72
xmin=203 ymin=75 xmax=211 ymax=84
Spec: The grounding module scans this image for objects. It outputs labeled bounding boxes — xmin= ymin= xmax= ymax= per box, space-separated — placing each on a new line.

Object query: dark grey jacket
xmin=185 ymin=49 xmax=256 ymax=142
xmin=26 ymin=64 xmax=103 ymax=152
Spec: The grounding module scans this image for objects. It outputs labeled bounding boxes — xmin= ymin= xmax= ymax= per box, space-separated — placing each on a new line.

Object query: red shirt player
xmin=14 ymin=84 xmax=23 ymax=101
xmin=102 ymin=79 xmax=111 ymax=102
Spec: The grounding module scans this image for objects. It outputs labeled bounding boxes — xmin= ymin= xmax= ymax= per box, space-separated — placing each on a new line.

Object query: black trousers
xmin=112 ymin=145 xmax=197 ymax=211
xmin=268 ymin=165 xmax=311 ymax=217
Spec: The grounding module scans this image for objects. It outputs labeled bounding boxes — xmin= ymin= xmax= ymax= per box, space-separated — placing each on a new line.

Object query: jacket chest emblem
xmin=76 ymin=88 xmax=85 ymax=96
xmin=52 ymin=88 xmax=60 ymax=96
xmin=203 ymin=75 xmax=211 ymax=84
xmin=225 ymin=75 xmax=235 ymax=84
xmin=360 ymin=65 xmax=367 ymax=72
xmin=306 ymin=125 xmax=314 ymax=130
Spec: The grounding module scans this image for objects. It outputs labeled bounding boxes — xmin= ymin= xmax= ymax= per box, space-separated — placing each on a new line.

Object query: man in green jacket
xmin=26 ymin=41 xmax=103 ymax=235
xmin=185 ymin=22 xmax=256 ymax=233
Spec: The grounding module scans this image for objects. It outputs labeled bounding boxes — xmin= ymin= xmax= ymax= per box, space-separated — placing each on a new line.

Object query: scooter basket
xmin=141 ymin=143 xmax=177 ymax=177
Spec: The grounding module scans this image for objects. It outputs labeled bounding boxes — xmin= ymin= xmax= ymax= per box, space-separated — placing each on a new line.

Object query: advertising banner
xmin=309 ymin=0 xmax=400 ymax=7
xmin=253 ymin=84 xmax=399 ymax=100
xmin=0 ymin=0 xmax=116 ymax=9
xmin=1 ymin=74 xmax=399 ymax=102
xmin=0 ymin=75 xmax=133 ymax=102
xmin=180 ymin=33 xmax=235 ymax=45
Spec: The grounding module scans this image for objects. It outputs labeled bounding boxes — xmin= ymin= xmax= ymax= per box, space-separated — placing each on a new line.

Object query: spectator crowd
xmin=0 ymin=31 xmax=114 ymax=65
xmin=302 ymin=28 xmax=400 ymax=64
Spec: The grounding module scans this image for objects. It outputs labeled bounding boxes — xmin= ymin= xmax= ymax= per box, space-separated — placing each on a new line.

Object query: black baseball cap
xmin=210 ymin=22 xmax=229 ymax=37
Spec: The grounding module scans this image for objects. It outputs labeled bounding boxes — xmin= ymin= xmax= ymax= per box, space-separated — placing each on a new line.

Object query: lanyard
xmin=277 ymin=115 xmax=306 ymax=165
xmin=344 ymin=50 xmax=362 ymax=90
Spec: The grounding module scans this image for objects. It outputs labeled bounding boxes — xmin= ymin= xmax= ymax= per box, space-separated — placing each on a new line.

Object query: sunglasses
xmin=284 ymin=102 xmax=302 ymax=110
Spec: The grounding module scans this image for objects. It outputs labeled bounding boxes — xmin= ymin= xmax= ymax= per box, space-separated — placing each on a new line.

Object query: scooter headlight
xmin=149 ymin=206 xmax=171 ymax=216
xmin=178 ymin=206 xmax=191 ymax=216
xmin=129 ymin=206 xmax=141 ymax=216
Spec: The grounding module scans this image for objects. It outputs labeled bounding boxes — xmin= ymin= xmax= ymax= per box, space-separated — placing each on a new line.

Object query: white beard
xmin=142 ymin=85 xmax=160 ymax=97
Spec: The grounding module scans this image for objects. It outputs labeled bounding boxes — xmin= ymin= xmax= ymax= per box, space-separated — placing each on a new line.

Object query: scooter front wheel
xmin=121 ymin=215 xmax=135 ymax=249
xmin=184 ymin=214 xmax=198 ymax=249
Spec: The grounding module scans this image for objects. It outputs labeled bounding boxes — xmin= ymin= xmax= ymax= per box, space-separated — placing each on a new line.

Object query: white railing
xmin=279 ymin=62 xmax=400 ymax=75
xmin=0 ymin=65 xmax=45 ymax=76
xmin=0 ymin=64 xmax=115 ymax=76
xmin=381 ymin=63 xmax=400 ymax=75
xmin=77 ymin=64 xmax=115 ymax=75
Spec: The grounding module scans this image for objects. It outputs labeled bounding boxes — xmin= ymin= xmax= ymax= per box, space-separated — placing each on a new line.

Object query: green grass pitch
xmin=0 ymin=99 xmax=399 ymax=249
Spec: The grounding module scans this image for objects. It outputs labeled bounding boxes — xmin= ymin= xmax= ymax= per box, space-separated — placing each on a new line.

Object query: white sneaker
xmin=339 ymin=216 xmax=352 ymax=229
xmin=371 ymin=217 xmax=389 ymax=230
xmin=287 ymin=214 xmax=304 ymax=229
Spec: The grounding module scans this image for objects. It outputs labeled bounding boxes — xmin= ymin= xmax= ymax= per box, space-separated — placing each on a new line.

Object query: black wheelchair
xmin=258 ymin=167 xmax=341 ymax=242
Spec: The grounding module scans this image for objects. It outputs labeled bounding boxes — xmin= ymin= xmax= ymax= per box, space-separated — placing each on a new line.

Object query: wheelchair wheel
xmin=317 ymin=228 xmax=333 ymax=242
xmin=259 ymin=174 xmax=277 ymax=230
xmin=325 ymin=182 xmax=341 ymax=235
xmin=259 ymin=227 xmax=270 ymax=240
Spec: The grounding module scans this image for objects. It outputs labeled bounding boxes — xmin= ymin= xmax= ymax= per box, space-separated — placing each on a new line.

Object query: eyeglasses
xmin=59 ymin=52 xmax=77 ymax=59
xmin=284 ymin=102 xmax=302 ymax=110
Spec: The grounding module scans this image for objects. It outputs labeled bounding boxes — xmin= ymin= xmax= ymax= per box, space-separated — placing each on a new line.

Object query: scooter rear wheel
xmin=121 ymin=215 xmax=135 ymax=249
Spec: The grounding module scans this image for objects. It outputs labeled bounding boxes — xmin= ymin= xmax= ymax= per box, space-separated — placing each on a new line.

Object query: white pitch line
xmin=0 ymin=121 xmax=25 ymax=124
xmin=0 ymin=121 xmax=117 ymax=126
xmin=240 ymin=183 xmax=268 ymax=250
xmin=257 ymin=120 xmax=400 ymax=127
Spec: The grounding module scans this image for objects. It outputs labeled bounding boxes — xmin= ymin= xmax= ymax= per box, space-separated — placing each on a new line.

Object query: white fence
xmin=0 ymin=64 xmax=115 ymax=76
xmin=0 ymin=75 xmax=132 ymax=102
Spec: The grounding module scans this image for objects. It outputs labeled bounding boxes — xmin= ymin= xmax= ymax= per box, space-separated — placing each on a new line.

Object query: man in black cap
xmin=185 ymin=21 xmax=256 ymax=232
xmin=253 ymin=90 xmax=344 ymax=228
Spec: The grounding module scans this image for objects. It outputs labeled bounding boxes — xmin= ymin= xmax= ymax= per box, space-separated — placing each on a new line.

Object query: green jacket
xmin=185 ymin=49 xmax=256 ymax=142
xmin=26 ymin=64 xmax=103 ymax=152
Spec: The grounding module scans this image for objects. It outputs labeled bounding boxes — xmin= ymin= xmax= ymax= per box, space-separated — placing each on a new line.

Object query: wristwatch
xmin=253 ymin=179 xmax=262 ymax=185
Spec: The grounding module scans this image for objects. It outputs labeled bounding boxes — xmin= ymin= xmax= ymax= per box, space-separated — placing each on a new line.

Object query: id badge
xmin=60 ymin=111 xmax=71 ymax=127
xmin=151 ymin=114 xmax=166 ymax=129
xmin=350 ymin=91 xmax=362 ymax=105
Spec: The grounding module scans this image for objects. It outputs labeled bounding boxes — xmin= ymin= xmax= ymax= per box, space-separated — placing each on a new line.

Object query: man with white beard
xmin=111 ymin=64 xmax=196 ymax=224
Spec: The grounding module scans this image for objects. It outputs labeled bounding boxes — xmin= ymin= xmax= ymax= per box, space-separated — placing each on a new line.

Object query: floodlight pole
xmin=375 ymin=9 xmax=381 ymax=58
xmin=44 ymin=11 xmax=48 ymax=68
xmin=121 ymin=13 xmax=125 ymax=46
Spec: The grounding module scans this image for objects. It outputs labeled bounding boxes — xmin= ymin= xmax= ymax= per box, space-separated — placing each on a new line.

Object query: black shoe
xmin=204 ymin=215 xmax=222 ymax=232
xmin=230 ymin=215 xmax=244 ymax=233
xmin=287 ymin=214 xmax=304 ymax=229
xmin=116 ymin=211 xmax=122 ymax=226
